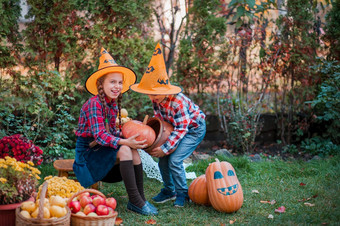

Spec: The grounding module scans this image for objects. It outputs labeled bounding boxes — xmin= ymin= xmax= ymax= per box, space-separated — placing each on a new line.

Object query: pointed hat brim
xmin=130 ymin=83 xmax=182 ymax=95
xmin=86 ymin=66 xmax=137 ymax=95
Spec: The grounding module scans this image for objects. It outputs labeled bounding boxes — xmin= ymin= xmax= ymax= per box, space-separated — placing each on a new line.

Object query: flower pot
xmin=144 ymin=117 xmax=174 ymax=153
xmin=0 ymin=197 xmax=34 ymax=226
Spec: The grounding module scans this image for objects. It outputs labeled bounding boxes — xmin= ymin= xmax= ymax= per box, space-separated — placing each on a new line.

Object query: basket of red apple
xmin=67 ymin=189 xmax=118 ymax=226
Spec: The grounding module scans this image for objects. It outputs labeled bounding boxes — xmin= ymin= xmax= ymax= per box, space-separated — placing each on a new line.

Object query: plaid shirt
xmin=153 ymin=93 xmax=205 ymax=154
xmin=75 ymin=95 xmax=121 ymax=149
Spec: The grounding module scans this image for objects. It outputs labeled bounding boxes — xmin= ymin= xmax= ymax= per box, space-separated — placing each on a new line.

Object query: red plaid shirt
xmin=153 ymin=93 xmax=205 ymax=154
xmin=75 ymin=95 xmax=121 ymax=149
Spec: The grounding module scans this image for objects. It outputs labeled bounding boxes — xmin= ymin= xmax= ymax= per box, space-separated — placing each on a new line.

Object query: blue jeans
xmin=158 ymin=119 xmax=206 ymax=194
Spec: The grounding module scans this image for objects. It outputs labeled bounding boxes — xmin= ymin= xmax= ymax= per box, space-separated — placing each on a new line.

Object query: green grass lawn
xmin=38 ymin=154 xmax=340 ymax=225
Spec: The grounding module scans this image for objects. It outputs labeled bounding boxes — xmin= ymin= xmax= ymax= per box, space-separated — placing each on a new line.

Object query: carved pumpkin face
xmin=213 ymin=169 xmax=239 ymax=196
xmin=206 ymin=159 xmax=243 ymax=213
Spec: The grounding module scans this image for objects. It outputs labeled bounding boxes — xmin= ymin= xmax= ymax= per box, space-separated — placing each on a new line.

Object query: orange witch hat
xmin=85 ymin=48 xmax=137 ymax=95
xmin=130 ymin=42 xmax=182 ymax=95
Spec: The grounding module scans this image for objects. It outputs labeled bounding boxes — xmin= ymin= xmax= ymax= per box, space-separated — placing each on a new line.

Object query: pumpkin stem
xmin=143 ymin=115 xmax=149 ymax=125
xmin=215 ymin=158 xmax=220 ymax=162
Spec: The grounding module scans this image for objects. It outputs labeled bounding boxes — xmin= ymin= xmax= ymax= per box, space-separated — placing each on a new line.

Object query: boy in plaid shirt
xmin=131 ymin=43 xmax=206 ymax=207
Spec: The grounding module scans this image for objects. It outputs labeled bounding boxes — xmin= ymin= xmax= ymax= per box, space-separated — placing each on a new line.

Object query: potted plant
xmin=0 ymin=156 xmax=41 ymax=226
xmin=0 ymin=134 xmax=43 ymax=165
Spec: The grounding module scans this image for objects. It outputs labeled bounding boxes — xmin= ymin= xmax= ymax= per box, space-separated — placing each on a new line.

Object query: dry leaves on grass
xmin=115 ymin=217 xmax=123 ymax=225
xmin=260 ymin=200 xmax=276 ymax=205
xmin=145 ymin=219 xmax=157 ymax=224
xmin=304 ymin=202 xmax=315 ymax=207
xmin=298 ymin=194 xmax=318 ymax=202
xmin=275 ymin=206 xmax=286 ymax=213
xmin=229 ymin=219 xmax=236 ymax=224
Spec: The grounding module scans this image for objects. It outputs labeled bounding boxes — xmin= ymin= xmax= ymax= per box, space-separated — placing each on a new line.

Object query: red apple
xmin=77 ymin=192 xmax=90 ymax=201
xmin=92 ymin=196 xmax=106 ymax=207
xmin=68 ymin=200 xmax=81 ymax=213
xmin=83 ymin=204 xmax=96 ymax=215
xmin=107 ymin=207 xmax=114 ymax=214
xmin=90 ymin=195 xmax=100 ymax=200
xmin=80 ymin=196 xmax=92 ymax=208
xmin=96 ymin=204 xmax=109 ymax=216
xmin=106 ymin=197 xmax=117 ymax=210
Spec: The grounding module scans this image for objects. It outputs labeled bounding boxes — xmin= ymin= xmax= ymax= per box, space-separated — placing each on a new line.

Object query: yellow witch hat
xmin=85 ymin=48 xmax=137 ymax=95
xmin=130 ymin=42 xmax=182 ymax=95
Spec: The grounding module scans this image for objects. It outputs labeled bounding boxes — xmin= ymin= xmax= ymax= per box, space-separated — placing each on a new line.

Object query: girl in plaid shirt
xmin=73 ymin=48 xmax=157 ymax=216
xmin=130 ymin=43 xmax=206 ymax=207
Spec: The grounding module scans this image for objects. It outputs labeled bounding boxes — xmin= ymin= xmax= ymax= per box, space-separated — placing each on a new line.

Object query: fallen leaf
xmin=229 ymin=219 xmax=236 ymax=224
xmin=275 ymin=206 xmax=286 ymax=213
xmin=268 ymin=214 xmax=274 ymax=219
xmin=304 ymin=202 xmax=315 ymax=207
xmin=145 ymin=219 xmax=157 ymax=224
xmin=115 ymin=217 xmax=123 ymax=225
xmin=298 ymin=194 xmax=318 ymax=202
xmin=252 ymin=190 xmax=259 ymax=194
xmin=299 ymin=182 xmax=306 ymax=186
xmin=260 ymin=200 xmax=276 ymax=205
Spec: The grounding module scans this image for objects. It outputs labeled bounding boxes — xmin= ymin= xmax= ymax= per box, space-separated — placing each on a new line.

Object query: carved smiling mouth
xmin=217 ymin=184 xmax=238 ymax=196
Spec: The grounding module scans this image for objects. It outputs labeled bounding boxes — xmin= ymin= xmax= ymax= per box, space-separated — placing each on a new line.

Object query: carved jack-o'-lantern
xmin=205 ymin=158 xmax=243 ymax=213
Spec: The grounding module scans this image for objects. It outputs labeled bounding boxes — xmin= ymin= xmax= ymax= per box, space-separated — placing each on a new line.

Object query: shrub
xmin=307 ymin=60 xmax=340 ymax=144
xmin=301 ymin=137 xmax=339 ymax=157
xmin=0 ymin=70 xmax=76 ymax=159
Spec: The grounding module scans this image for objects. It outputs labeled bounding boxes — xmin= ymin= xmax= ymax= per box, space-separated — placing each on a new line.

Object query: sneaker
xmin=174 ymin=192 xmax=189 ymax=207
xmin=152 ymin=188 xmax=176 ymax=203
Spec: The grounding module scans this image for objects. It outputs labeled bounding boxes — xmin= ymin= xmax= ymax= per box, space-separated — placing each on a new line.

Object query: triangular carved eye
xmin=214 ymin=171 xmax=224 ymax=179
xmin=228 ymin=170 xmax=235 ymax=176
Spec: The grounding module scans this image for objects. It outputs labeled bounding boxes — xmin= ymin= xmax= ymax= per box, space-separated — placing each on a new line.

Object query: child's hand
xmin=149 ymin=147 xmax=165 ymax=158
xmin=125 ymin=134 xmax=148 ymax=150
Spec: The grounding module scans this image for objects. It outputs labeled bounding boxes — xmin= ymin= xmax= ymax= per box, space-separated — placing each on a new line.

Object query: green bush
xmin=308 ymin=60 xmax=340 ymax=144
xmin=301 ymin=137 xmax=339 ymax=157
xmin=0 ymin=70 xmax=77 ymax=159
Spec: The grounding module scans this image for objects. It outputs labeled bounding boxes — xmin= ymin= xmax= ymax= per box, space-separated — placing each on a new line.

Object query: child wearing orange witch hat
xmin=130 ymin=43 xmax=206 ymax=207
xmin=73 ymin=48 xmax=158 ymax=215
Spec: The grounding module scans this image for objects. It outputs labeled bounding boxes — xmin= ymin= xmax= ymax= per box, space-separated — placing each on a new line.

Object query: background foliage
xmin=0 ymin=0 xmax=339 ymax=159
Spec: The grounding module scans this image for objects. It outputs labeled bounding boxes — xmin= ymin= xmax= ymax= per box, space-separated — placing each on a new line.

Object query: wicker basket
xmin=67 ymin=189 xmax=118 ymax=226
xmin=15 ymin=181 xmax=71 ymax=226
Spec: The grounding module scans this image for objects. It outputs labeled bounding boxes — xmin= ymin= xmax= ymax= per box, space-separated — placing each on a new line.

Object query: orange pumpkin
xmin=205 ymin=159 xmax=243 ymax=213
xmin=188 ymin=175 xmax=211 ymax=206
xmin=122 ymin=120 xmax=156 ymax=147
